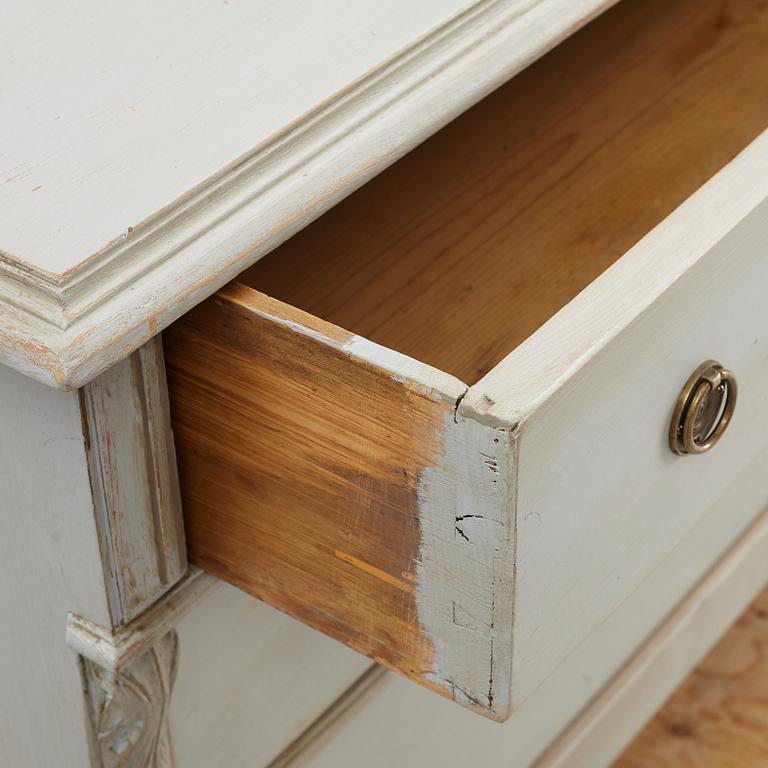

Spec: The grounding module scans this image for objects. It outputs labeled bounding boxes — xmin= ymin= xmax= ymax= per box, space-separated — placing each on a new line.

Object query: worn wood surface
xmin=66 ymin=569 xmax=213 ymax=671
xmin=614 ymin=588 xmax=768 ymax=768
xmin=164 ymin=284 xmax=517 ymax=718
xmin=243 ymin=0 xmax=768 ymax=714
xmin=0 ymin=0 xmax=613 ymax=388
xmin=245 ymin=0 xmax=768 ymax=384
xmin=482 ymin=130 xmax=768 ymax=711
xmin=66 ymin=563 xmax=376 ymax=768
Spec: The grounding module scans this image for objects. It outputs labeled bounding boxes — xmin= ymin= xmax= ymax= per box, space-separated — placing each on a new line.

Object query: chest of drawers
xmin=2 ymin=0 xmax=767 ymax=765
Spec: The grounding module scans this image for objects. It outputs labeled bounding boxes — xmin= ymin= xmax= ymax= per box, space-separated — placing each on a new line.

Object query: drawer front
xmin=170 ymin=580 xmax=371 ymax=768
xmin=462 ymin=130 xmax=768 ymax=706
xmin=165 ymin=132 xmax=768 ymax=722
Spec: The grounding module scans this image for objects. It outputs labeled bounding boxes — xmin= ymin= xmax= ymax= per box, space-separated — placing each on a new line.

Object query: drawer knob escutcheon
xmin=669 ymin=360 xmax=737 ymax=456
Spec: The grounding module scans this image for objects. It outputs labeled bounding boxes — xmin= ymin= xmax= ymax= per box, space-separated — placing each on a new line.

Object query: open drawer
xmin=164 ymin=0 xmax=768 ymax=721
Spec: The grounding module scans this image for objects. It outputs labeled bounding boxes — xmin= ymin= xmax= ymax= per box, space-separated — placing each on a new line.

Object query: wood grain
xmin=615 ymin=586 xmax=768 ymax=768
xmin=243 ymin=0 xmax=768 ymax=384
xmin=166 ymin=0 xmax=768 ymax=721
xmin=165 ymin=284 xmax=517 ymax=718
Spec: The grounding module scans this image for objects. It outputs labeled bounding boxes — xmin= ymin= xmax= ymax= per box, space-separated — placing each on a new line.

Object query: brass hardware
xmin=669 ymin=360 xmax=737 ymax=456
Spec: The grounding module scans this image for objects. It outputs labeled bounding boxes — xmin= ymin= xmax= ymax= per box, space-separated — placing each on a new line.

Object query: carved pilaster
xmin=82 ymin=631 xmax=179 ymax=768
xmin=81 ymin=335 xmax=187 ymax=627
xmin=75 ymin=335 xmax=191 ymax=765
xmin=70 ymin=570 xmax=214 ymax=768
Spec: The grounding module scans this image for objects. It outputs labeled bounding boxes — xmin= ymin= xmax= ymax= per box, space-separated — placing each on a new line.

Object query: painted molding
xmin=0 ymin=0 xmax=614 ymax=388
xmin=81 ymin=631 xmax=179 ymax=768
xmin=67 ymin=568 xmax=214 ymax=671
xmin=81 ymin=336 xmax=187 ymax=626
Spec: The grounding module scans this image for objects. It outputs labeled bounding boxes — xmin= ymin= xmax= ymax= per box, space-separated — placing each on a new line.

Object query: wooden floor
xmin=614 ymin=585 xmax=768 ymax=767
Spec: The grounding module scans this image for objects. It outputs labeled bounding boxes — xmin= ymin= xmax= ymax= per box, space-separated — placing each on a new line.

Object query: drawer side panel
xmin=164 ymin=284 xmax=516 ymax=718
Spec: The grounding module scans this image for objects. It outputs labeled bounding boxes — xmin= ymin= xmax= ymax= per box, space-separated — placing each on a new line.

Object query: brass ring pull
xmin=669 ymin=360 xmax=737 ymax=456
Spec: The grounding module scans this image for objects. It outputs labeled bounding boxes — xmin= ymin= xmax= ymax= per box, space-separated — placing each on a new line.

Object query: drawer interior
xmin=241 ymin=0 xmax=768 ymax=384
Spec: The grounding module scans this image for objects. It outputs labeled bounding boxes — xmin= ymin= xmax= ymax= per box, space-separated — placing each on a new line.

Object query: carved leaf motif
xmin=83 ymin=631 xmax=178 ymax=768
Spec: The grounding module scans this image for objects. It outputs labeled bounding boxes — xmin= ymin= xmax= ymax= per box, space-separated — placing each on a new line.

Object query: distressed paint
xmin=261 ymin=465 xmax=768 ymax=768
xmin=67 ymin=569 xmax=214 ymax=671
xmin=236 ymin=0 xmax=768 ymax=724
xmin=68 ymin=571 xmax=215 ymax=767
xmin=457 ymin=128 xmax=768 ymax=712
xmin=0 ymin=328 xmax=189 ymax=764
xmin=0 ymin=0 xmax=616 ymax=389
xmin=81 ymin=335 xmax=187 ymax=626
xmin=342 ymin=335 xmax=466 ymax=399
xmin=168 ymin=3 xmax=768 ymax=723
xmin=0 ymin=362 xmax=111 ymax=767
xmin=416 ymin=410 xmax=516 ymax=716
xmin=81 ymin=631 xmax=179 ymax=768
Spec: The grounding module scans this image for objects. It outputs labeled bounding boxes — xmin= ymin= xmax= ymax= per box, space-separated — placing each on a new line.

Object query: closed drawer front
xmin=165 ymin=0 xmax=768 ymax=722
xmin=169 ymin=580 xmax=371 ymax=768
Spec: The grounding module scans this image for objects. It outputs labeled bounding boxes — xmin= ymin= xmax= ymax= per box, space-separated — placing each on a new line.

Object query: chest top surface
xmin=0 ymin=0 xmax=612 ymax=388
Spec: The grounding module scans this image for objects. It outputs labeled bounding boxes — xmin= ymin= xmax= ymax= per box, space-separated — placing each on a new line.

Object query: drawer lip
xmin=462 ymin=129 xmax=768 ymax=427
xmin=219 ymin=285 xmax=469 ymax=405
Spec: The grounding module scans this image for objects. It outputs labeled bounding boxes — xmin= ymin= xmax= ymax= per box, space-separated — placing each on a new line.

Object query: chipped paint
xmin=343 ymin=334 xmax=466 ymax=404
xmin=66 ymin=569 xmax=214 ymax=670
xmin=415 ymin=409 xmax=517 ymax=718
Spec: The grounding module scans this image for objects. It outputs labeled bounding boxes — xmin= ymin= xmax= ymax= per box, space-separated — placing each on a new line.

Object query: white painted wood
xmin=0 ymin=363 xmax=111 ymax=766
xmin=538 ymin=501 xmax=768 ymax=768
xmin=81 ymin=335 xmax=187 ymax=625
xmin=0 ymin=0 xmax=615 ymax=388
xmin=67 ymin=568 xmax=214 ymax=671
xmin=66 ymin=561 xmax=375 ymax=768
xmin=169 ymin=580 xmax=373 ymax=768
xmin=1 ymin=0 xmax=470 ymax=273
xmin=269 ymin=667 xmax=387 ymax=768
xmin=276 ymin=447 xmax=768 ymax=768
xmin=458 ymin=128 xmax=768 ymax=710
xmin=162 ymin=128 xmax=768 ymax=722
xmin=82 ymin=631 xmax=179 ymax=768
xmin=0 ymin=337 xmax=190 ymax=764
xmin=67 ymin=570 xmax=212 ymax=767
xmin=417 ymin=412 xmax=516 ymax=717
